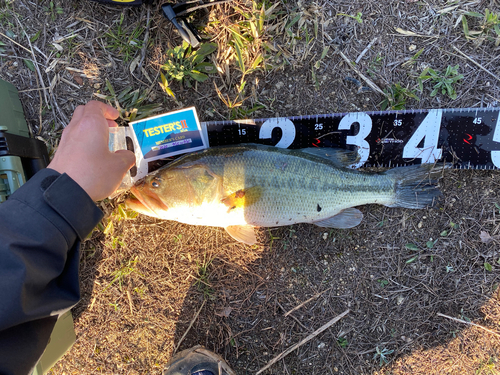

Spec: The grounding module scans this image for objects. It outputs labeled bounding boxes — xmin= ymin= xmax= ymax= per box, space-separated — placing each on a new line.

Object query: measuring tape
xmin=202 ymin=107 xmax=500 ymax=170
xmin=120 ymin=107 xmax=500 ymax=186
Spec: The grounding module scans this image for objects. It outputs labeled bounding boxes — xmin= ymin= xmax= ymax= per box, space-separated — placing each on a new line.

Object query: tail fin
xmin=385 ymin=164 xmax=448 ymax=209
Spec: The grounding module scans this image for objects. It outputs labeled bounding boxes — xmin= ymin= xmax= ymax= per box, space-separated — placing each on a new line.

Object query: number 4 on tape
xmin=403 ymin=109 xmax=442 ymax=163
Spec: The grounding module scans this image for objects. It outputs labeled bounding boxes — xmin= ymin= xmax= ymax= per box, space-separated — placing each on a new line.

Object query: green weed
xmin=95 ymin=79 xmax=162 ymax=122
xmin=367 ymin=53 xmax=384 ymax=78
xmin=462 ymin=9 xmax=500 ymax=46
xmin=337 ymin=12 xmax=363 ymax=24
xmin=161 ymin=41 xmax=216 ymax=90
xmin=377 ymin=279 xmax=389 ymax=288
xmin=402 ymin=47 xmax=424 ymax=68
xmin=109 ymin=301 xmax=119 ymax=311
xmin=195 ymin=254 xmax=215 ymax=300
xmin=440 ymin=221 xmax=458 ymax=237
xmin=418 ymin=64 xmax=464 ymax=100
xmin=106 ymin=256 xmax=143 ymax=291
xmin=476 ymin=355 xmax=497 ymax=374
xmin=337 ymin=337 xmax=348 ymax=348
xmin=42 ymin=1 xmax=63 ymax=21
xmin=214 ymin=83 xmax=264 ymax=120
xmin=426 ymin=239 xmax=437 ymax=249
xmin=267 ymin=228 xmax=280 ymax=251
xmin=221 ymin=2 xmax=271 ymax=113
xmin=374 ymin=346 xmax=394 ymax=366
xmin=380 ymin=83 xmax=419 ymax=110
xmin=0 ymin=6 xmax=13 ymax=30
xmin=105 ymin=13 xmax=145 ymax=62
xmin=311 ymin=46 xmax=330 ymax=89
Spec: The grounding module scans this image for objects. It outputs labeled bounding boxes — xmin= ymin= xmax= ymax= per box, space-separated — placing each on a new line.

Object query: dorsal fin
xmin=301 ymin=148 xmax=359 ymax=168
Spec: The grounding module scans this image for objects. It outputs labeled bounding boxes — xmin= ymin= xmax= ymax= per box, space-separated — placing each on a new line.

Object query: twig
xmin=333 ymin=45 xmax=387 ymax=97
xmin=452 ymin=45 xmax=500 ymax=84
xmin=138 ymin=6 xmax=151 ymax=72
xmin=13 ymin=16 xmax=52 ymax=132
xmin=0 ymin=31 xmax=31 ymax=53
xmin=173 ymin=299 xmax=206 ymax=354
xmin=437 ymin=312 xmax=500 ymax=339
xmin=256 ymin=309 xmax=350 ymax=374
xmin=126 ymin=290 xmax=134 ymax=314
xmin=356 ymin=37 xmax=377 ymax=64
xmin=284 ymin=287 xmax=333 ymax=317
xmin=277 ymin=301 xmax=310 ymax=331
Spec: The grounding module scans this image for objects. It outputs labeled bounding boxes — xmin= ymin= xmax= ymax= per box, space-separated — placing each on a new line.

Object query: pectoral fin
xmin=313 ymin=208 xmax=363 ymax=229
xmin=221 ymin=186 xmax=262 ymax=212
xmin=225 ymin=225 xmax=257 ymax=245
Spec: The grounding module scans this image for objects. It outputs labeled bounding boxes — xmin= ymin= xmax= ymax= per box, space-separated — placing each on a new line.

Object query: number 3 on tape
xmin=338 ymin=112 xmax=372 ymax=168
xmin=403 ymin=109 xmax=443 ymax=163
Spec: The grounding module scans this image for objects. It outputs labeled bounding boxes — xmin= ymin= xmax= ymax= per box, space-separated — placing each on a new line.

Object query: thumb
xmin=114 ymin=150 xmax=136 ymax=171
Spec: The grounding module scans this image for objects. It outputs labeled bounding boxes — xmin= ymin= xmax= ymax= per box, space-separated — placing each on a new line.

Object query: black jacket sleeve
xmin=0 ymin=168 xmax=103 ymax=375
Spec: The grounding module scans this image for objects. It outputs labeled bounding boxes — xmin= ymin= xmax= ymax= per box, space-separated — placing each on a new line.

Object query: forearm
xmin=0 ymin=168 xmax=103 ymax=374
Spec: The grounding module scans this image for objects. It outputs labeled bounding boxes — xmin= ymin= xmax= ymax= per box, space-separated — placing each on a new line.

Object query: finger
xmin=85 ymin=100 xmax=120 ymax=120
xmin=107 ymin=119 xmax=118 ymax=128
xmin=114 ymin=150 xmax=136 ymax=169
xmin=66 ymin=105 xmax=85 ymax=128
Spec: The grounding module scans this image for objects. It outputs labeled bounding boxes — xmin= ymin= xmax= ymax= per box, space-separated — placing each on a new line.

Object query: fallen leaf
xmin=23 ymin=59 xmax=35 ymax=72
xmin=70 ymin=71 xmax=83 ymax=85
xmin=394 ymin=27 xmax=438 ymax=38
xmin=395 ymin=27 xmax=418 ymax=36
xmin=130 ymin=55 xmax=140 ymax=74
xmin=215 ymin=306 xmax=232 ymax=318
xmin=480 ymin=231 xmax=493 ymax=244
xmin=52 ymin=42 xmax=63 ymax=51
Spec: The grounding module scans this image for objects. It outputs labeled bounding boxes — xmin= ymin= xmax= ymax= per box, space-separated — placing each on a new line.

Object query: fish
xmin=125 ymin=144 xmax=445 ymax=245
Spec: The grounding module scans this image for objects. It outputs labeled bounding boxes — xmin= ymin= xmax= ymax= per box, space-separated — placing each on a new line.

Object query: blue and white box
xmin=129 ymin=107 xmax=207 ymax=162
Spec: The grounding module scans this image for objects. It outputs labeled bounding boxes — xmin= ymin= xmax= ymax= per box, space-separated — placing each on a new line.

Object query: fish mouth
xmin=125 ymin=184 xmax=169 ymax=217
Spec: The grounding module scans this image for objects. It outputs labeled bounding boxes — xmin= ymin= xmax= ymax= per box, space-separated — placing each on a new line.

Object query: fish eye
xmin=151 ymin=179 xmax=160 ymax=188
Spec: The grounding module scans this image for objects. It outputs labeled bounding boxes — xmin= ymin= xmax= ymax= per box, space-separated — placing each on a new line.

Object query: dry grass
xmin=1 ymin=0 xmax=500 ymax=374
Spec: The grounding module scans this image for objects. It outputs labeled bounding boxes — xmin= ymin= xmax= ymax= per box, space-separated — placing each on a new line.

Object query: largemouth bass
xmin=125 ymin=144 xmax=444 ymax=245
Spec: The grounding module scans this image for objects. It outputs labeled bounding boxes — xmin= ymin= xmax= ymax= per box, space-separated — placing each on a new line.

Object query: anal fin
xmin=313 ymin=208 xmax=363 ymax=229
xmin=225 ymin=225 xmax=257 ymax=245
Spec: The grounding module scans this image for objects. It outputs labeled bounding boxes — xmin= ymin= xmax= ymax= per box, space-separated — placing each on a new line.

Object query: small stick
xmin=138 ymin=6 xmax=151 ymax=72
xmin=437 ymin=312 xmax=500 ymax=339
xmin=256 ymin=309 xmax=350 ymax=374
xmin=13 ymin=16 xmax=52 ymax=131
xmin=126 ymin=290 xmax=134 ymax=314
xmin=284 ymin=287 xmax=333 ymax=317
xmin=356 ymin=37 xmax=377 ymax=64
xmin=0 ymin=31 xmax=31 ymax=53
xmin=452 ymin=45 xmax=500 ymax=83
xmin=333 ymin=46 xmax=387 ymax=97
xmin=173 ymin=299 xmax=206 ymax=354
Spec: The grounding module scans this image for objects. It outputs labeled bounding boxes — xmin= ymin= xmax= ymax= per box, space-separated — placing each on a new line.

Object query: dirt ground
xmin=1 ymin=0 xmax=500 ymax=374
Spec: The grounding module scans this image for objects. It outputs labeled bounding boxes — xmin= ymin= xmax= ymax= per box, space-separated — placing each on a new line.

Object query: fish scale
xmin=202 ymin=148 xmax=392 ymax=226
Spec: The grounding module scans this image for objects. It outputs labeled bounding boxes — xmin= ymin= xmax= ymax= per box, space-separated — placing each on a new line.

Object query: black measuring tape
xmin=202 ymin=107 xmax=500 ymax=170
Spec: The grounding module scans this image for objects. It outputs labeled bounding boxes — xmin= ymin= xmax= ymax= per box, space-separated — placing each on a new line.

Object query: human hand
xmin=48 ymin=101 xmax=136 ymax=201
